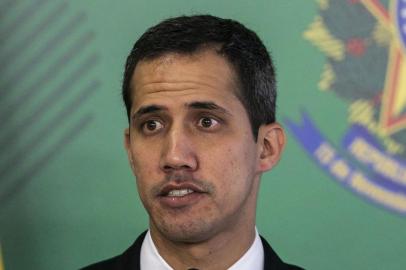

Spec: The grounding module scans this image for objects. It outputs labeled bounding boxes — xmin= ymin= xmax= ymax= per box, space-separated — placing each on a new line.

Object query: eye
xmin=198 ymin=117 xmax=219 ymax=129
xmin=142 ymin=120 xmax=164 ymax=134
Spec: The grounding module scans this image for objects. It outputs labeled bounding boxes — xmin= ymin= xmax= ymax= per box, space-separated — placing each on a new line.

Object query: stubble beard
xmin=145 ymin=172 xmax=220 ymax=243
xmin=143 ymin=171 xmax=258 ymax=245
xmin=148 ymin=189 xmax=255 ymax=245
xmin=151 ymin=210 xmax=218 ymax=244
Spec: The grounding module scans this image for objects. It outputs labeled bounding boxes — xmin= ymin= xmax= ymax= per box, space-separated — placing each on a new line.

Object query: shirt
xmin=140 ymin=229 xmax=264 ymax=270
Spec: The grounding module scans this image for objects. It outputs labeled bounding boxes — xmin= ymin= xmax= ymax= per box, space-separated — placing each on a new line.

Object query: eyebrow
xmin=187 ymin=101 xmax=230 ymax=115
xmin=132 ymin=101 xmax=231 ymax=120
xmin=132 ymin=105 xmax=166 ymax=120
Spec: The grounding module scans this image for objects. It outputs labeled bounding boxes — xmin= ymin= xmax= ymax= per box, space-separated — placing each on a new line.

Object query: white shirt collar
xmin=140 ymin=228 xmax=264 ymax=270
xmin=140 ymin=230 xmax=173 ymax=270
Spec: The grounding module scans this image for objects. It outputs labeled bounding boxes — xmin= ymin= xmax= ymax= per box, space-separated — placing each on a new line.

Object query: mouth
xmin=166 ymin=189 xmax=195 ymax=197
xmin=158 ymin=183 xmax=207 ymax=208
xmin=159 ymin=182 xmax=205 ymax=196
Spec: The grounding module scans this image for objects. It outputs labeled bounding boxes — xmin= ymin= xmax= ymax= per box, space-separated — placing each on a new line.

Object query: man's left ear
xmin=256 ymin=122 xmax=286 ymax=172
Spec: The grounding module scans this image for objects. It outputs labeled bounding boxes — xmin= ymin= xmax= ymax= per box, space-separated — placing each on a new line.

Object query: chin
xmin=156 ymin=219 xmax=218 ymax=244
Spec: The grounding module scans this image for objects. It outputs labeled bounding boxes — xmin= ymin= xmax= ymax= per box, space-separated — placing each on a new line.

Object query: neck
xmin=150 ymin=221 xmax=256 ymax=270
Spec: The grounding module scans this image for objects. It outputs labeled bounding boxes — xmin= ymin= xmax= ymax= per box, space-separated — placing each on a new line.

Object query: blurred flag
xmin=0 ymin=246 xmax=4 ymax=270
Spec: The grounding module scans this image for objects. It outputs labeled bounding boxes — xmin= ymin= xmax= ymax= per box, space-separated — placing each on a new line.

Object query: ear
xmin=124 ymin=128 xmax=135 ymax=172
xmin=256 ymin=122 xmax=286 ymax=172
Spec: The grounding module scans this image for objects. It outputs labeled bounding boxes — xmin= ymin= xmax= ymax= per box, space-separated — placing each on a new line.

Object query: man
xmin=83 ymin=15 xmax=303 ymax=270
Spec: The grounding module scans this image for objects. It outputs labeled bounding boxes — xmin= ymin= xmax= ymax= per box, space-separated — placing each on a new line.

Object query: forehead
xmin=129 ymin=50 xmax=242 ymax=110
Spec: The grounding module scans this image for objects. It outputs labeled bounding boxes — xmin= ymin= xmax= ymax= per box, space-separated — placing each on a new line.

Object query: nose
xmin=159 ymin=125 xmax=198 ymax=172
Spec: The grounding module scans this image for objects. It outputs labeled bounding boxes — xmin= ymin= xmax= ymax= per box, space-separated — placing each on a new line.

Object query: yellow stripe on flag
xmin=0 ymin=245 xmax=4 ymax=270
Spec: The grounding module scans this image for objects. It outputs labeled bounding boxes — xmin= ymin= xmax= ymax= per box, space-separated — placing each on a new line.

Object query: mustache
xmin=151 ymin=172 xmax=215 ymax=196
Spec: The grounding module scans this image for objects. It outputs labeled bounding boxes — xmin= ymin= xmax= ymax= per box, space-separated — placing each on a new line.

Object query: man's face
xmin=125 ymin=50 xmax=267 ymax=243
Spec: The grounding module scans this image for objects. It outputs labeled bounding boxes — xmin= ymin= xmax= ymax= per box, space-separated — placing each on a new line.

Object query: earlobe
xmin=257 ymin=123 xmax=286 ymax=172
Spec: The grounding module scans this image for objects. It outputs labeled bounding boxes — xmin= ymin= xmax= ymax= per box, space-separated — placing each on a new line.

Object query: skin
xmin=124 ymin=49 xmax=285 ymax=270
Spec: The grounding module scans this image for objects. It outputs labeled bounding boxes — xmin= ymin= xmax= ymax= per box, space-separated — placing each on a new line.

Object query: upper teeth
xmin=167 ymin=189 xmax=194 ymax=197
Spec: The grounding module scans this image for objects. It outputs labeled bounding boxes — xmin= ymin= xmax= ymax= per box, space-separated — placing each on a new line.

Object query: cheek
xmin=130 ymin=143 xmax=161 ymax=199
xmin=208 ymin=145 xmax=255 ymax=192
xmin=131 ymin=142 xmax=160 ymax=174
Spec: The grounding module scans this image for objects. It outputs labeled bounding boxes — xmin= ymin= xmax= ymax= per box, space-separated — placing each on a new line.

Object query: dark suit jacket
xmin=81 ymin=231 xmax=304 ymax=270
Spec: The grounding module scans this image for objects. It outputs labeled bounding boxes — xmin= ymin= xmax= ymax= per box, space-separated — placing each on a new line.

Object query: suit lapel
xmin=260 ymin=235 xmax=287 ymax=269
xmin=118 ymin=231 xmax=147 ymax=270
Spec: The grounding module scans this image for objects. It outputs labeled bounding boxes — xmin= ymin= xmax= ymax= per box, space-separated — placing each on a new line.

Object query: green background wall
xmin=0 ymin=0 xmax=405 ymax=269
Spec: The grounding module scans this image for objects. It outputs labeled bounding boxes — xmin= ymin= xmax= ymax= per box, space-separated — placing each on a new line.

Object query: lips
xmin=158 ymin=183 xmax=206 ymax=208
xmin=159 ymin=183 xmax=205 ymax=197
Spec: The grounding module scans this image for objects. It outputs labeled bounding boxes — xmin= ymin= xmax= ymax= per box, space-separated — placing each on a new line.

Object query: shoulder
xmin=260 ymin=235 xmax=305 ymax=270
xmin=79 ymin=231 xmax=147 ymax=270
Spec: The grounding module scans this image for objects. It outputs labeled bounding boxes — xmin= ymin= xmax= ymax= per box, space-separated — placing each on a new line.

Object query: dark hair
xmin=123 ymin=15 xmax=276 ymax=139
